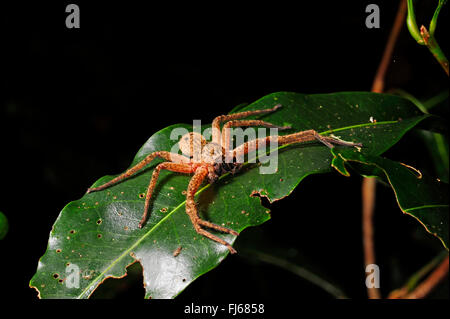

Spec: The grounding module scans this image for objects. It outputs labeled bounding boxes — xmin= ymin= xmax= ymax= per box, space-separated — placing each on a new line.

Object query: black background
xmin=1 ymin=0 xmax=448 ymax=311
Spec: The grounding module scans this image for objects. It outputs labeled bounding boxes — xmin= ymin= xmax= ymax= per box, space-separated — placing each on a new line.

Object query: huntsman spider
xmin=87 ymin=104 xmax=361 ymax=254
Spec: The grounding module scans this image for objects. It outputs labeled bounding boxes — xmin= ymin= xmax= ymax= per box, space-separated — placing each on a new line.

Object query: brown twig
xmin=371 ymin=0 xmax=408 ymax=93
xmin=388 ymin=253 xmax=449 ymax=298
xmin=362 ymin=178 xmax=378 ymax=299
xmin=363 ymin=0 xmax=407 ymax=299
xmin=404 ymin=256 xmax=449 ymax=299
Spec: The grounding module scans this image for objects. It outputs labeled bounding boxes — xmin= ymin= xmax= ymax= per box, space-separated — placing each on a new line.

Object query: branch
xmin=405 ymin=256 xmax=449 ymax=299
xmin=363 ymin=0 xmax=407 ymax=299
xmin=406 ymin=0 xmax=449 ymax=76
xmin=388 ymin=252 xmax=448 ymax=298
xmin=371 ymin=0 xmax=408 ymax=93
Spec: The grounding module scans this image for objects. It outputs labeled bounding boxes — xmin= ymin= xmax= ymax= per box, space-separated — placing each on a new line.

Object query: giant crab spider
xmin=87 ymin=104 xmax=362 ymax=254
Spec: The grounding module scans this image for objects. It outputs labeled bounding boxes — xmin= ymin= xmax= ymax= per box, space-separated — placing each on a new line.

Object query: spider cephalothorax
xmin=87 ymin=104 xmax=361 ymax=254
xmin=178 ymin=131 xmax=243 ymax=184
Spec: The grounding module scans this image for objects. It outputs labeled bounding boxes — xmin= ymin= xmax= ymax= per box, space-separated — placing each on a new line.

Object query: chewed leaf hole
xmin=53 ymin=273 xmax=59 ymax=279
xmin=96 ymin=219 xmax=102 ymax=225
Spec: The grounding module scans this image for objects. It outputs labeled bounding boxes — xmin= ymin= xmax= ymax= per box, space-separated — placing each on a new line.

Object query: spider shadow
xmin=145 ymin=167 xmax=227 ymax=226
xmin=240 ymin=141 xmax=323 ymax=171
xmin=136 ymin=143 xmax=322 ymax=224
xmin=195 ymin=162 xmax=260 ymax=223
xmin=197 ymin=182 xmax=220 ymax=222
xmin=129 ymin=163 xmax=189 ymax=209
xmin=128 ymin=162 xmax=220 ymax=223
xmin=195 ymin=142 xmax=325 ymax=214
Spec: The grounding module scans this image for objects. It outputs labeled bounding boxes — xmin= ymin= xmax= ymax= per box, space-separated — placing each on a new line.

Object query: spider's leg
xmin=186 ymin=166 xmax=238 ymax=254
xmin=281 ymin=130 xmax=363 ymax=149
xmin=230 ymin=130 xmax=361 ymax=159
xmin=211 ymin=104 xmax=283 ymax=145
xmin=196 ymin=219 xmax=239 ymax=236
xmin=222 ymin=119 xmax=291 ymax=152
xmin=312 ymin=131 xmax=363 ymax=148
xmin=87 ymin=151 xmax=189 ymax=193
xmin=139 ymin=162 xmax=194 ymax=228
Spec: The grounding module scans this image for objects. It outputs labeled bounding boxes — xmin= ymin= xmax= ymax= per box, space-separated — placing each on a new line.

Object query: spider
xmin=87 ymin=104 xmax=361 ymax=254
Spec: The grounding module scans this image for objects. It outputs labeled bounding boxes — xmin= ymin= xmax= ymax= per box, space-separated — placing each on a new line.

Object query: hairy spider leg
xmin=86 ymin=151 xmax=189 ymax=193
xmin=186 ymin=166 xmax=239 ymax=254
xmin=221 ymin=119 xmax=291 ymax=153
xmin=139 ymin=162 xmax=195 ymax=228
xmin=230 ymin=129 xmax=362 ymax=159
xmin=211 ymin=104 xmax=282 ymax=145
xmin=281 ymin=130 xmax=363 ymax=148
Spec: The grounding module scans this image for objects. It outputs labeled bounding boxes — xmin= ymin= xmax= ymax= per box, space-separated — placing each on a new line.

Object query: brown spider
xmin=86 ymin=104 xmax=361 ymax=254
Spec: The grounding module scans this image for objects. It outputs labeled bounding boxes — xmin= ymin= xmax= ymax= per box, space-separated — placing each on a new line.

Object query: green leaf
xmin=0 ymin=211 xmax=8 ymax=240
xmin=420 ymin=130 xmax=449 ymax=183
xmin=331 ymin=148 xmax=449 ymax=250
xmin=30 ymin=91 xmax=431 ymax=298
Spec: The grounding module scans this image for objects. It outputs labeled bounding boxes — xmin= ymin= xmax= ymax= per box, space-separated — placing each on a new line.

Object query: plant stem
xmin=420 ymin=25 xmax=449 ymax=76
xmin=406 ymin=0 xmax=424 ymax=44
xmin=405 ymin=251 xmax=448 ymax=291
xmin=406 ymin=0 xmax=449 ymax=76
xmin=372 ymin=0 xmax=407 ymax=93
xmin=362 ymin=177 xmax=379 ymax=299
xmin=388 ymin=252 xmax=448 ymax=298
xmin=405 ymin=256 xmax=449 ymax=298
